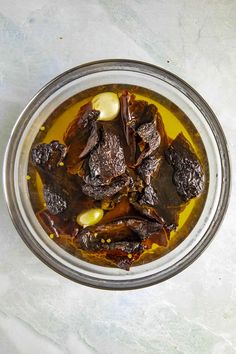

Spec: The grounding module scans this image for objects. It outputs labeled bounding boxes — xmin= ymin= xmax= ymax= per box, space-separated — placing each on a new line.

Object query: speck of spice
xmin=40 ymin=126 xmax=45 ymax=131
xmin=49 ymin=233 xmax=54 ymax=239
xmin=101 ymin=238 xmax=105 ymax=243
xmin=106 ymin=238 xmax=111 ymax=243
xmin=127 ymin=253 xmax=132 ymax=259
xmin=58 ymin=161 xmax=64 ymax=167
xmin=26 ymin=175 xmax=31 ymax=180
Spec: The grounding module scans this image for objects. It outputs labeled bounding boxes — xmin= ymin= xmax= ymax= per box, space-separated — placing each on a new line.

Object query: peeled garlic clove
xmin=92 ymin=92 xmax=120 ymax=121
xmin=76 ymin=208 xmax=104 ymax=227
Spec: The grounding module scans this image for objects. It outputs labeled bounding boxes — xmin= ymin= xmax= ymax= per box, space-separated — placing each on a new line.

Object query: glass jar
xmin=3 ymin=60 xmax=231 ymax=290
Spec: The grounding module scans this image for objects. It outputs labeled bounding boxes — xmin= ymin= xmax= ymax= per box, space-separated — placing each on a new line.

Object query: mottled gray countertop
xmin=0 ymin=1 xmax=236 ymax=353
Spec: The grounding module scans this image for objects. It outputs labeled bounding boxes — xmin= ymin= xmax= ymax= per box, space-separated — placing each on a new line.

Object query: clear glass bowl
xmin=3 ymin=60 xmax=230 ymax=290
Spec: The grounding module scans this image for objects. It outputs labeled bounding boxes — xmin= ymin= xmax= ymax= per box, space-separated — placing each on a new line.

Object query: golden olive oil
xmin=28 ymin=84 xmax=208 ymax=267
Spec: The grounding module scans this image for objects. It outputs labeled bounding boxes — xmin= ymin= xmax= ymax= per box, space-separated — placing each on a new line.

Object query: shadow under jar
xmin=3 ymin=60 xmax=230 ymax=290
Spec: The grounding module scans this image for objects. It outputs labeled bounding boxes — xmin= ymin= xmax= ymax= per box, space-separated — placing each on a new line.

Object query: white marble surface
xmin=0 ymin=1 xmax=236 ymax=353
